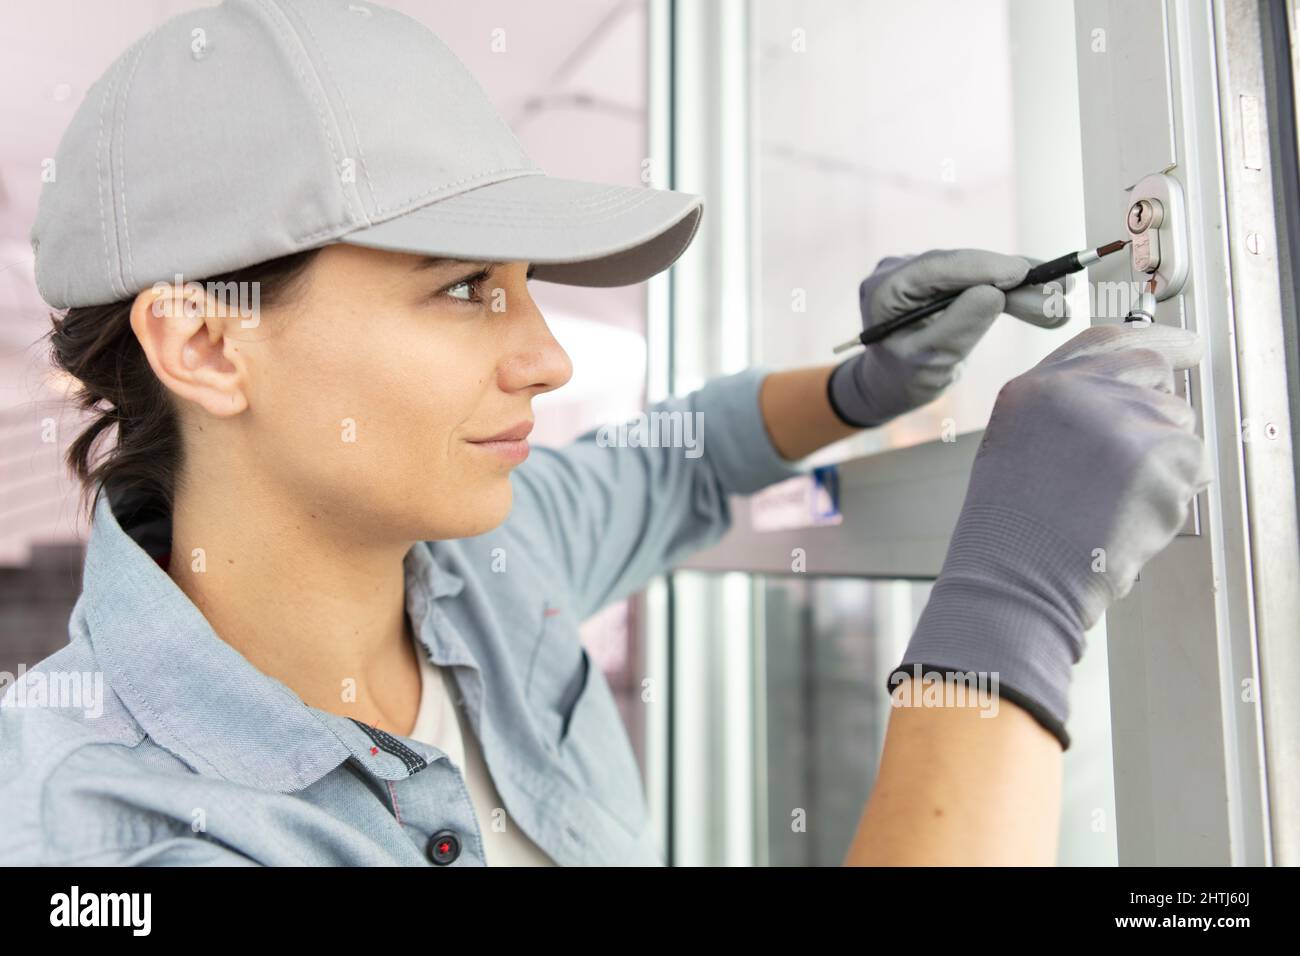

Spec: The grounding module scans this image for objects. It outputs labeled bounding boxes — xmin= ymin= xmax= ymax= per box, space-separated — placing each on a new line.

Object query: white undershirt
xmin=406 ymin=635 xmax=557 ymax=866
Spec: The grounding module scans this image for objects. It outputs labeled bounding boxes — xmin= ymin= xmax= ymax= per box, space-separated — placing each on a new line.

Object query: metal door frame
xmin=1073 ymin=0 xmax=1298 ymax=866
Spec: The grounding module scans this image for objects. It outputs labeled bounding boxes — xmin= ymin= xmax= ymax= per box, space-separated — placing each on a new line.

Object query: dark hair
xmin=47 ymin=248 xmax=323 ymax=521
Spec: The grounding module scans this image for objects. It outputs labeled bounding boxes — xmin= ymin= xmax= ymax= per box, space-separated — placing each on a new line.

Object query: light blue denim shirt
xmin=0 ymin=367 xmax=807 ymax=866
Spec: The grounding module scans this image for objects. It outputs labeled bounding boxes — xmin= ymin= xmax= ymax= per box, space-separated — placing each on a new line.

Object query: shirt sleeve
xmin=509 ymin=364 xmax=810 ymax=621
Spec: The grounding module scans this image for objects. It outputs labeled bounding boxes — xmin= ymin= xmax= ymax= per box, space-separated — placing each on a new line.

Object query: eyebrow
xmin=409 ymin=256 xmax=490 ymax=274
xmin=408 ymin=257 xmax=537 ymax=281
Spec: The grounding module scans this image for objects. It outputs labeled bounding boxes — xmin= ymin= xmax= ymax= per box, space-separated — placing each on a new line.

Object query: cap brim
xmin=337 ymin=173 xmax=703 ymax=287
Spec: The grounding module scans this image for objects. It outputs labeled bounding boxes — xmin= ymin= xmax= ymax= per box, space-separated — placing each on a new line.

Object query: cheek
xmin=250 ymin=320 xmax=507 ymax=531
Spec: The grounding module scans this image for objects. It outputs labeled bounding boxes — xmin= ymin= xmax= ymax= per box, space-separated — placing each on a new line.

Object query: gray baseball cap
xmin=30 ymin=0 xmax=703 ymax=309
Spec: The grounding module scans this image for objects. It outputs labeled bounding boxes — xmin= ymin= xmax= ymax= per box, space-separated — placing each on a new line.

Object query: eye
xmin=430 ymin=264 xmax=536 ymax=308
xmin=440 ymin=269 xmax=491 ymax=306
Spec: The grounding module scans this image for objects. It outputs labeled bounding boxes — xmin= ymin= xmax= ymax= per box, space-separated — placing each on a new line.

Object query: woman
xmin=0 ymin=0 xmax=1207 ymax=866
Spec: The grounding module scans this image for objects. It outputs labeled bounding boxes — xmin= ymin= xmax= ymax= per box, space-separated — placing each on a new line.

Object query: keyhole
xmin=1128 ymin=201 xmax=1149 ymax=233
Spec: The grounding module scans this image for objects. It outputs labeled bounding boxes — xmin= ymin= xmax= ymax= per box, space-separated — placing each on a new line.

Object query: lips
xmin=466 ymin=420 xmax=533 ymax=466
xmin=470 ymin=421 xmax=533 ymax=443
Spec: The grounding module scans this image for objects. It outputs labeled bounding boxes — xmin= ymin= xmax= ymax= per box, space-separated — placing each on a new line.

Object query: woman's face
xmin=223 ymin=243 xmax=573 ymax=542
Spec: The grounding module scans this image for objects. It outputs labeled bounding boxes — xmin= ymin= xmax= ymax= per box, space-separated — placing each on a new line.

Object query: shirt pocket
xmin=559 ymin=648 xmax=649 ymax=835
xmin=525 ymin=604 xmax=649 ymax=836
xmin=525 ymin=601 xmax=588 ymax=749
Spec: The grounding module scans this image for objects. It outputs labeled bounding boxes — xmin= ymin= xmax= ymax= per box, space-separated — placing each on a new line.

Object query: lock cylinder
xmin=1123 ymin=173 xmax=1188 ymax=299
xmin=1128 ymin=197 xmax=1164 ymax=273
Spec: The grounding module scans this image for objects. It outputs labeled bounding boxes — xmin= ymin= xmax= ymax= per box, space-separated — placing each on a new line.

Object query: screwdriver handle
xmin=1023 ymin=251 xmax=1083 ymax=287
xmin=852 ymin=292 xmax=960 ymax=347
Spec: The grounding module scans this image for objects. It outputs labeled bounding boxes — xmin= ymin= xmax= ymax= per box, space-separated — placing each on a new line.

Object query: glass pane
xmin=751 ymin=0 xmax=1091 ymax=461
xmin=757 ymin=574 xmax=1116 ymax=866
xmin=761 ymin=576 xmax=930 ymax=865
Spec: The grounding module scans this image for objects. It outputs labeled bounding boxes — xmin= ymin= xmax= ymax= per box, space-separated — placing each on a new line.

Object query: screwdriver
xmin=832 ymin=239 xmax=1131 ymax=354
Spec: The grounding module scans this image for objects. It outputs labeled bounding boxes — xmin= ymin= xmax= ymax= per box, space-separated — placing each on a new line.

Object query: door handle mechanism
xmin=1123 ymin=170 xmax=1201 ymax=537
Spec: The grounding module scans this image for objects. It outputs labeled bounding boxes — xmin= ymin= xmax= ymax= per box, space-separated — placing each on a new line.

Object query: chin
xmin=423 ymin=482 xmax=514 ymax=540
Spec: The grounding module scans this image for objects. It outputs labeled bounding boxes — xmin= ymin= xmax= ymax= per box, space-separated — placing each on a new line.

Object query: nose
xmin=497 ymin=276 xmax=573 ymax=396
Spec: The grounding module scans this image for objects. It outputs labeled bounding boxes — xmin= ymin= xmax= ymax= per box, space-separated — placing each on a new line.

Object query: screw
xmin=1246 ymin=232 xmax=1264 ymax=255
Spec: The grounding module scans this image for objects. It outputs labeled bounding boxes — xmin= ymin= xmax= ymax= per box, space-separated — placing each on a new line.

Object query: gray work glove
xmin=887 ymin=324 xmax=1211 ymax=748
xmin=828 ymin=248 xmax=1070 ymax=428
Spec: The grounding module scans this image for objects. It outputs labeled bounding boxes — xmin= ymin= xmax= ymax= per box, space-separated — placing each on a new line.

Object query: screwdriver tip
xmin=1096 ymin=239 xmax=1129 ymax=257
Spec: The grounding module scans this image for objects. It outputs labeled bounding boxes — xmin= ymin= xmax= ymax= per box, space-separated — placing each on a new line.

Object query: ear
xmin=129 ymin=281 xmax=250 ymax=417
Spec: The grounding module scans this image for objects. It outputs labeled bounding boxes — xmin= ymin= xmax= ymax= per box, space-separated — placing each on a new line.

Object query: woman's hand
xmin=828 ymin=248 xmax=1070 ymax=428
xmin=846 ymin=322 xmax=1209 ymax=865
xmin=890 ymin=322 xmax=1210 ymax=745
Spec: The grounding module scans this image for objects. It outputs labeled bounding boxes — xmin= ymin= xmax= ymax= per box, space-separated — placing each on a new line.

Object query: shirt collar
xmin=80 ymin=486 xmax=465 ymax=793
